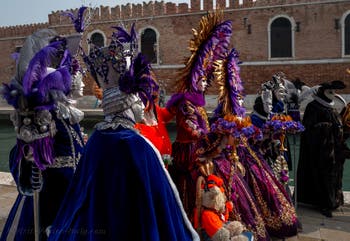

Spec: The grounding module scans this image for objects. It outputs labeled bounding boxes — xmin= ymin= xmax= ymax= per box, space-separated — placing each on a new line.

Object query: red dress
xmin=135 ymin=105 xmax=173 ymax=158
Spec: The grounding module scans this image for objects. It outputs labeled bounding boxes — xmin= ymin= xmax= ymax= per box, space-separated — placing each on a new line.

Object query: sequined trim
xmin=95 ymin=116 xmax=135 ymax=130
xmin=241 ymin=136 xmax=297 ymax=229
xmin=48 ymin=155 xmax=79 ymax=169
xmin=50 ymin=115 xmax=84 ymax=169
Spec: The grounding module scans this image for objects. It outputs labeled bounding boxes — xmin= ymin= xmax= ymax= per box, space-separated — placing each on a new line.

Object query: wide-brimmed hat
xmin=319 ymin=80 xmax=346 ymax=90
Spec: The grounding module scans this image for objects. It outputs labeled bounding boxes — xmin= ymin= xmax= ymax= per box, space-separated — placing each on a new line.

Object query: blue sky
xmin=0 ymin=0 xmax=189 ymax=27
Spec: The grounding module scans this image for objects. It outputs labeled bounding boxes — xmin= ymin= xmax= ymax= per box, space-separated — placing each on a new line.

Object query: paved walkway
xmin=0 ymin=171 xmax=349 ymax=240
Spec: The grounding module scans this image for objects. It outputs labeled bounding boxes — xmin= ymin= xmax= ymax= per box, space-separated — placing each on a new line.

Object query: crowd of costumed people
xmin=1 ymin=5 xmax=350 ymax=241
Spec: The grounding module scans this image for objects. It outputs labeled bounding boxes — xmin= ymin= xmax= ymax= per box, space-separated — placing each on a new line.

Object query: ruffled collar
xmin=56 ymin=101 xmax=84 ymax=124
xmin=312 ymin=94 xmax=334 ymax=108
xmin=95 ymin=113 xmax=136 ymax=131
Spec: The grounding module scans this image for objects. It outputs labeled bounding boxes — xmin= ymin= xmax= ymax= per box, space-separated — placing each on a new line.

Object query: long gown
xmin=297 ymin=99 xmax=345 ymax=210
xmin=237 ymin=137 xmax=299 ymax=239
xmin=168 ymin=95 xmax=210 ymax=219
xmin=47 ymin=125 xmax=199 ymax=241
xmin=213 ymin=154 xmax=270 ymax=241
xmin=0 ymin=114 xmax=84 ymax=241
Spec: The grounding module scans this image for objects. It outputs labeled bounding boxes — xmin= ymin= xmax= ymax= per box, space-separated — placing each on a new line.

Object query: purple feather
xmin=36 ymin=66 xmax=71 ymax=101
xmin=166 ymin=92 xmax=206 ymax=111
xmin=188 ymin=20 xmax=232 ymax=93
xmin=16 ymin=137 xmax=55 ymax=170
xmin=227 ymin=48 xmax=245 ymax=117
xmin=111 ymin=23 xmax=137 ymax=43
xmin=22 ymin=42 xmax=61 ymax=95
xmin=61 ymin=6 xmax=87 ymax=33
xmin=120 ymin=53 xmax=159 ymax=108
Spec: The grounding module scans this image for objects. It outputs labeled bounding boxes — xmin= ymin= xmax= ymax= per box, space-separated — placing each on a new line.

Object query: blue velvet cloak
xmin=48 ymin=126 xmax=199 ymax=241
xmin=0 ymin=117 xmax=84 ymax=241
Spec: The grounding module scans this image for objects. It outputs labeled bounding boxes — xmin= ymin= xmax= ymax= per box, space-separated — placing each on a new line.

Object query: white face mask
xmin=131 ymin=94 xmax=145 ymax=123
xmin=197 ymin=78 xmax=208 ymax=92
xmin=324 ymin=89 xmax=336 ymax=101
xmin=238 ymin=95 xmax=244 ymax=107
xmin=274 ymin=84 xmax=287 ymax=102
xmin=262 ymin=90 xmax=273 ymax=114
xmin=70 ymin=72 xmax=85 ymax=98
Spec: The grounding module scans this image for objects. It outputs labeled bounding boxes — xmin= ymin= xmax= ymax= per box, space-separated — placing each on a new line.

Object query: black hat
xmin=320 ymin=80 xmax=346 ymax=90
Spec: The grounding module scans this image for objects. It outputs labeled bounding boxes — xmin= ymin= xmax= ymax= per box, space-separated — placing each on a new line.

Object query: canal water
xmin=1 ymin=117 xmax=350 ymax=191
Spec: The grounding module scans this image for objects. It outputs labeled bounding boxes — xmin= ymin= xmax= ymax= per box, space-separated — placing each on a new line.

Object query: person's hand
xmin=92 ymin=83 xmax=103 ymax=100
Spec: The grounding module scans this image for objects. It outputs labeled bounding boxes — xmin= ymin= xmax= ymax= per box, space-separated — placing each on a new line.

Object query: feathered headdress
xmin=112 ymin=23 xmax=138 ymax=57
xmin=83 ymin=23 xmax=138 ymax=90
xmin=176 ymin=10 xmax=232 ymax=93
xmin=120 ymin=53 xmax=159 ymax=110
xmin=1 ymin=40 xmax=76 ymax=170
xmin=210 ymin=49 xmax=262 ymax=140
xmin=167 ymin=10 xmax=232 ymax=110
xmin=61 ymin=6 xmax=88 ymax=33
xmin=83 ymin=23 xmax=146 ymax=118
xmin=212 ymin=48 xmax=245 ymax=119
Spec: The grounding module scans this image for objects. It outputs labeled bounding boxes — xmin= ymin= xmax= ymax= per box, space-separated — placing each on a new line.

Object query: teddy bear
xmin=197 ymin=174 xmax=252 ymax=241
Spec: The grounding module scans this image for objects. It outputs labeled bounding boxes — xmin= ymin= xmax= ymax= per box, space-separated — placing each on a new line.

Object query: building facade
xmin=0 ymin=0 xmax=349 ymax=96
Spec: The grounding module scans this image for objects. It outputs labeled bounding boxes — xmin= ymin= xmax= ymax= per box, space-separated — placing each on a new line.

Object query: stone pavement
xmin=0 ymin=171 xmax=349 ymax=241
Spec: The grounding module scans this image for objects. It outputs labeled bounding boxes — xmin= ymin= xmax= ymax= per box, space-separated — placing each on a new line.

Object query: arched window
xmin=344 ymin=14 xmax=350 ymax=55
xmin=270 ymin=17 xmax=292 ymax=58
xmin=90 ymin=32 xmax=105 ymax=48
xmin=141 ymin=28 xmax=157 ymax=64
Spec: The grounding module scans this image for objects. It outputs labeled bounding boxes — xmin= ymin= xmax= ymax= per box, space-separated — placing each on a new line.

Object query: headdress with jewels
xmin=82 ymin=23 xmax=146 ymax=124
xmin=167 ymin=10 xmax=232 ymax=109
xmin=1 ymin=32 xmax=82 ymax=170
xmin=121 ymin=52 xmax=159 ymax=110
xmin=83 ymin=23 xmax=138 ymax=90
xmin=210 ymin=48 xmax=262 ymax=140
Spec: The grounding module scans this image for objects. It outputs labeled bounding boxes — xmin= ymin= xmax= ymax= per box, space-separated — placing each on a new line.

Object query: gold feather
xmin=176 ymin=10 xmax=225 ymax=92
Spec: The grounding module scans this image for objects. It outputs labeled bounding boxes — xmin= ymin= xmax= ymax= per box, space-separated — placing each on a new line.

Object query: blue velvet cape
xmin=48 ymin=126 xmax=199 ymax=241
xmin=0 ymin=116 xmax=84 ymax=241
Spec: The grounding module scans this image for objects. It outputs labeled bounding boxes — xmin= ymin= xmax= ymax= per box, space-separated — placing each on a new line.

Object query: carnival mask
xmin=70 ymin=71 xmax=85 ymax=98
xmin=131 ymin=94 xmax=145 ymax=123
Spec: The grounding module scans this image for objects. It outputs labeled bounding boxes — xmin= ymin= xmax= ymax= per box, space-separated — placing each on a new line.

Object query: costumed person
xmin=195 ymin=48 xmax=269 ymax=241
xmin=250 ymin=72 xmax=289 ymax=162
xmin=296 ymin=80 xmax=347 ymax=218
xmin=284 ymin=78 xmax=312 ymax=122
xmin=0 ymin=28 xmax=85 ymax=241
xmin=47 ymin=24 xmax=199 ymax=241
xmin=195 ymin=131 xmax=267 ymax=241
xmin=250 ymin=73 xmax=297 ymax=189
xmin=212 ymin=52 xmax=301 ymax=239
xmin=132 ymin=55 xmax=174 ymax=167
xmin=92 ymin=55 xmax=174 ymax=167
xmin=196 ymin=174 xmax=254 ymax=241
xmin=166 ymin=10 xmax=232 ymax=220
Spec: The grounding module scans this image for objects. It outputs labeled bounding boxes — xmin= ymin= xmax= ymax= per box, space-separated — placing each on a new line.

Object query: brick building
xmin=0 ymin=0 xmax=349 ymax=96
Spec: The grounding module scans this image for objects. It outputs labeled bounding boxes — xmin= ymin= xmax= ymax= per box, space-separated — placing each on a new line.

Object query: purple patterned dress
xmin=237 ymin=137 xmax=299 ymax=239
xmin=213 ymin=154 xmax=270 ymax=241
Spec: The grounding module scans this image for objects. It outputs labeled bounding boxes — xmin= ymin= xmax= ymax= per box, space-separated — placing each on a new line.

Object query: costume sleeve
xmin=178 ymin=101 xmax=205 ymax=139
xmin=156 ymin=104 xmax=174 ymax=123
xmin=201 ymin=210 xmax=223 ymax=238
